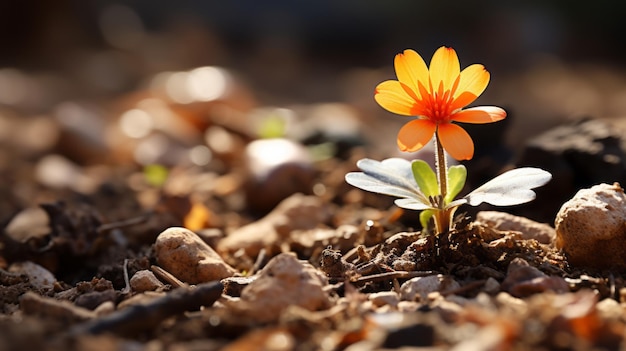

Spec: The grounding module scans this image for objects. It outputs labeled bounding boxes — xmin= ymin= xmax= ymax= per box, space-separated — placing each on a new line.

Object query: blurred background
xmin=2 ymin=0 xmax=626 ymax=224
xmin=3 ymin=1 xmax=626 ymax=139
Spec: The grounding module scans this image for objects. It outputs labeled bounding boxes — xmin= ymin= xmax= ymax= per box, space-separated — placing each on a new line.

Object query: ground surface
xmin=2 ymin=52 xmax=626 ymax=350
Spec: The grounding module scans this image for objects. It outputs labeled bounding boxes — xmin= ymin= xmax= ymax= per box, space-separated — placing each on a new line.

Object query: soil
xmin=2 ymin=42 xmax=626 ymax=351
xmin=1 ymin=134 xmax=625 ymax=351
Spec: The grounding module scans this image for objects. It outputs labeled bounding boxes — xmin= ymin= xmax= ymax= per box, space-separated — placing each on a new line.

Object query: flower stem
xmin=433 ymin=131 xmax=450 ymax=234
xmin=434 ymin=131 xmax=447 ymax=204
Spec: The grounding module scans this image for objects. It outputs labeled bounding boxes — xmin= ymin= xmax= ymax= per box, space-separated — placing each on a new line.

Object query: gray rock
xmin=8 ymin=261 xmax=56 ymax=290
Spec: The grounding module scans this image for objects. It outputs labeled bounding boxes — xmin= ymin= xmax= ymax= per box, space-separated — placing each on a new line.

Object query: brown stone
xmin=155 ymin=227 xmax=237 ymax=284
xmin=555 ymin=183 xmax=626 ymax=270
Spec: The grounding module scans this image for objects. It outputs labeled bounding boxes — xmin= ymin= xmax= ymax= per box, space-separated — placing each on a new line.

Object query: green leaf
xmin=411 ymin=160 xmax=439 ymax=198
xmin=419 ymin=209 xmax=435 ymax=230
xmin=445 ymin=165 xmax=467 ymax=204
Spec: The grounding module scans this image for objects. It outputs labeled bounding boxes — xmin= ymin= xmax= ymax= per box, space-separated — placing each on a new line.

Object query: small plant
xmin=346 ymin=47 xmax=551 ymax=234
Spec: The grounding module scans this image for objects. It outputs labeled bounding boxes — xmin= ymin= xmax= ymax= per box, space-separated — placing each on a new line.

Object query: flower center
xmin=425 ymin=82 xmax=453 ymax=123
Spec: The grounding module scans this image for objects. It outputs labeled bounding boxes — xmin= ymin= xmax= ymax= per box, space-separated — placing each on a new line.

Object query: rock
xmin=93 ymin=301 xmax=115 ymax=316
xmin=4 ymin=207 xmax=50 ymax=244
xmin=516 ymin=118 xmax=626 ymax=222
xmin=220 ymin=327 xmax=295 ymax=351
xmin=400 ymin=275 xmax=460 ymax=302
xmin=130 ymin=270 xmax=165 ymax=292
xmin=74 ymin=289 xmax=117 ymax=310
xmin=155 ymin=227 xmax=237 ymax=284
xmin=244 ymin=138 xmax=315 ymax=212
xmin=369 ymin=291 xmax=400 ymax=308
xmin=501 ymin=258 xmax=569 ymax=298
xmin=483 ymin=277 xmax=501 ymax=295
xmin=476 ymin=211 xmax=556 ymax=244
xmin=227 ymin=253 xmax=331 ymax=323
xmin=20 ymin=291 xmax=95 ymax=323
xmin=218 ymin=193 xmax=330 ymax=258
xmin=8 ymin=261 xmax=56 ymax=290
xmin=555 ymin=182 xmax=626 ymax=270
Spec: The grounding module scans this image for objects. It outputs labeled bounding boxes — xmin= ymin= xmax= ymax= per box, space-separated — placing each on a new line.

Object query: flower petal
xmin=429 ymin=47 xmax=460 ymax=94
xmin=451 ymin=64 xmax=490 ymax=110
xmin=451 ymin=106 xmax=506 ymax=124
xmin=437 ymin=123 xmax=474 ymax=160
xmin=394 ymin=49 xmax=429 ymax=100
xmin=374 ymin=80 xmax=417 ymax=116
xmin=397 ymin=119 xmax=436 ymax=152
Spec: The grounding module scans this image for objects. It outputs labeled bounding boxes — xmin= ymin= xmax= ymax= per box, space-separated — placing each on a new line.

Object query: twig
xmin=121 ymin=259 xmax=131 ymax=294
xmin=96 ymin=213 xmax=152 ymax=234
xmin=151 ymin=265 xmax=187 ymax=288
xmin=249 ymin=248 xmax=266 ymax=276
xmin=68 ymin=281 xmax=223 ymax=336
xmin=353 ymin=270 xmax=435 ymax=285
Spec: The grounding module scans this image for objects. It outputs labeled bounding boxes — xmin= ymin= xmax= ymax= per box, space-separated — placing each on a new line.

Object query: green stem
xmin=433 ymin=131 xmax=450 ymax=234
xmin=434 ymin=131 xmax=447 ymax=205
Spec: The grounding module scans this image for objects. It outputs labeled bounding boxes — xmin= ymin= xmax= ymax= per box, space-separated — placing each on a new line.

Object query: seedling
xmin=346 ymin=47 xmax=551 ymax=234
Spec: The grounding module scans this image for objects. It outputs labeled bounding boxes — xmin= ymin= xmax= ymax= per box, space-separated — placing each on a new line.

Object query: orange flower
xmin=375 ymin=46 xmax=506 ymax=160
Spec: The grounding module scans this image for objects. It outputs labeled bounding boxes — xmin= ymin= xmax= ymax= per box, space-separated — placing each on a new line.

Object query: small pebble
xmin=155 ymin=227 xmax=237 ymax=284
xmin=555 ymin=183 xmax=626 ymax=269
xmin=369 ymin=291 xmax=400 ymax=308
xmin=93 ymin=301 xmax=115 ymax=316
xmin=9 ymin=261 xmax=56 ymax=290
xmin=74 ymin=289 xmax=117 ymax=310
xmin=4 ymin=207 xmax=50 ymax=243
xmin=130 ymin=270 xmax=165 ymax=292
xmin=483 ymin=277 xmax=501 ymax=295
xmin=501 ymin=258 xmax=569 ymax=298
xmin=227 ymin=253 xmax=331 ymax=323
xmin=400 ymin=275 xmax=460 ymax=302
